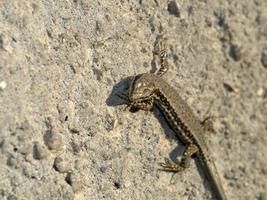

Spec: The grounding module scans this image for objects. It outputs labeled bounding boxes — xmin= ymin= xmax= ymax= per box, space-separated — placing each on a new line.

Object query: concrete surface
xmin=0 ymin=0 xmax=267 ymax=199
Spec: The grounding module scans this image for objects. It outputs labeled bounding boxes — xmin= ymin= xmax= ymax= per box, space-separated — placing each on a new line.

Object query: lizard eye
xmin=143 ymin=88 xmax=150 ymax=93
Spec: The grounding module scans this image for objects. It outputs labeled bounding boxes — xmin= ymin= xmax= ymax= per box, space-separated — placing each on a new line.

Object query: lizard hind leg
xmin=201 ymin=100 xmax=217 ymax=134
xmin=156 ymin=38 xmax=169 ymax=77
xmin=201 ymin=115 xmax=216 ymax=134
xmin=159 ymin=144 xmax=199 ymax=173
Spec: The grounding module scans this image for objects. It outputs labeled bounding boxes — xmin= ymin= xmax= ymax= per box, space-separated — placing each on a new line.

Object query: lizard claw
xmin=159 ymin=158 xmax=184 ymax=173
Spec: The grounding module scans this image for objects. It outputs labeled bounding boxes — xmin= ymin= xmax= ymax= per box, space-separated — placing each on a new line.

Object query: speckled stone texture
xmin=0 ymin=0 xmax=266 ymax=199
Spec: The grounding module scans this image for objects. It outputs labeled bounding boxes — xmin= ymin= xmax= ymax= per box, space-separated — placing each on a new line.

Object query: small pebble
xmin=66 ymin=172 xmax=82 ymax=192
xmin=54 ymin=156 xmax=71 ymax=173
xmin=19 ymin=144 xmax=32 ymax=155
xmin=0 ymin=81 xmax=7 ymax=90
xmin=33 ymin=142 xmax=47 ymax=159
xmin=6 ymin=156 xmax=18 ymax=168
xmin=68 ymin=118 xmax=80 ymax=134
xmin=71 ymin=141 xmax=82 ymax=155
xmin=46 ymin=132 xmax=62 ymax=151
xmin=74 ymin=159 xmax=84 ymax=170
xmin=100 ymin=166 xmax=107 ymax=173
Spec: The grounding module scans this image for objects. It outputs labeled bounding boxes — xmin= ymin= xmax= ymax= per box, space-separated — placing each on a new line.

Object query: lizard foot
xmin=159 ymin=158 xmax=185 ymax=173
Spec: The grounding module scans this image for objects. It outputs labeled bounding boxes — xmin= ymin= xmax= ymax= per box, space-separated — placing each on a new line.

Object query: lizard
xmin=117 ymin=38 xmax=227 ymax=200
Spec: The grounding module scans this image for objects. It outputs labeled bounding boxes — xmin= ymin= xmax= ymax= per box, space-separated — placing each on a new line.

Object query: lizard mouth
xmin=116 ymin=93 xmax=140 ymax=112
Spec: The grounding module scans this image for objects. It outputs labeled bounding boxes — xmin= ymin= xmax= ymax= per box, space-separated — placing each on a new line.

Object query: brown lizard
xmin=117 ymin=39 xmax=227 ymax=200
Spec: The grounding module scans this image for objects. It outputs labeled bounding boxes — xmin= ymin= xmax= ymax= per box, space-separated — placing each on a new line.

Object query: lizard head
xmin=128 ymin=73 xmax=156 ymax=101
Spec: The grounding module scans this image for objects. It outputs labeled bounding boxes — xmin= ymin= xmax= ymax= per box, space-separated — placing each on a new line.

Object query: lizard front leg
xmin=116 ymin=92 xmax=155 ymax=112
xmin=131 ymin=99 xmax=154 ymax=112
xmin=159 ymin=144 xmax=199 ymax=172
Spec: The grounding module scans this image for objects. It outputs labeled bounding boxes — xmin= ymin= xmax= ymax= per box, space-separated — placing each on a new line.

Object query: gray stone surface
xmin=0 ymin=0 xmax=267 ymax=199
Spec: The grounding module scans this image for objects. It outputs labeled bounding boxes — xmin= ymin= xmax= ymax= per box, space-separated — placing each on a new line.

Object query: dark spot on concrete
xmin=205 ymin=17 xmax=213 ymax=27
xmin=69 ymin=64 xmax=76 ymax=73
xmin=167 ymin=1 xmax=180 ymax=18
xmin=263 ymin=88 xmax=267 ymax=99
xmin=65 ymin=173 xmax=71 ymax=185
xmin=93 ymin=68 xmax=103 ymax=81
xmin=215 ymin=9 xmax=226 ymax=27
xmin=229 ymin=44 xmax=241 ymax=61
xmin=113 ymin=181 xmax=121 ymax=189
xmin=240 ymin=131 xmax=247 ymax=135
xmin=173 ymin=53 xmax=178 ymax=63
xmin=71 ymin=141 xmax=81 ymax=154
xmin=223 ymin=83 xmax=234 ymax=92
xmin=46 ymin=29 xmax=52 ymax=38
xmin=0 ymin=35 xmax=3 ymax=49
xmin=0 ymin=140 xmax=4 ymax=149
xmin=188 ymin=6 xmax=193 ymax=15
xmin=261 ymin=49 xmax=267 ymax=68
xmin=100 ymin=166 xmax=106 ymax=173
xmin=7 ymin=194 xmax=17 ymax=200
xmin=250 ymin=114 xmax=256 ymax=121
xmin=258 ymin=192 xmax=267 ymax=200
xmin=70 ymin=128 xmax=79 ymax=134
xmin=141 ymin=47 xmax=147 ymax=53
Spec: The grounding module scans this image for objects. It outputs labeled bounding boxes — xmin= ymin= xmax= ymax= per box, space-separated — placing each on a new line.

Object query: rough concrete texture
xmin=0 ymin=0 xmax=267 ymax=200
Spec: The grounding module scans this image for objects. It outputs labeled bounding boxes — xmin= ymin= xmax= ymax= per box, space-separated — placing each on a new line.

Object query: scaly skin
xmin=118 ymin=39 xmax=227 ymax=200
xmin=129 ymin=73 xmax=227 ymax=200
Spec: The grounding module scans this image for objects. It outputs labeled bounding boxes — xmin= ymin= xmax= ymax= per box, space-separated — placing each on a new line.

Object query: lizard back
xmin=135 ymin=73 xmax=227 ymax=200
